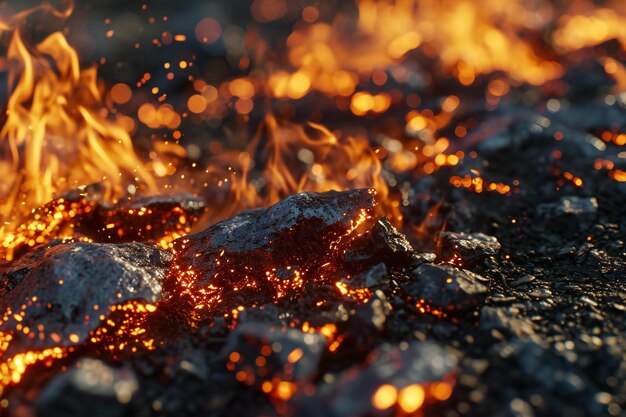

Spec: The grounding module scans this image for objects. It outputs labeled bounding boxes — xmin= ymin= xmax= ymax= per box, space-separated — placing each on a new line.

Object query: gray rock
xmin=476 ymin=115 xmax=604 ymax=159
xmin=407 ymin=264 xmax=490 ymax=313
xmin=0 ymin=242 xmax=170 ymax=357
xmin=343 ymin=290 xmax=391 ymax=340
xmin=344 ymin=217 xmax=419 ymax=268
xmin=537 ymin=196 xmax=598 ymax=230
xmin=510 ymin=275 xmax=536 ymax=287
xmin=436 ymin=231 xmax=501 ymax=265
xmin=511 ymin=340 xmax=598 ymax=400
xmin=37 ymin=358 xmax=138 ymax=417
xmin=323 ymin=342 xmax=457 ymax=417
xmin=341 ymin=263 xmax=388 ymax=289
xmin=165 ymin=189 xmax=377 ymax=321
xmin=221 ymin=322 xmax=326 ymax=384
xmin=479 ymin=306 xmax=535 ymax=337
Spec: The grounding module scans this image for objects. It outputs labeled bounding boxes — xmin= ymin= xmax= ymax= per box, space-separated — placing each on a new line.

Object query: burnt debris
xmin=407 ymin=263 xmax=490 ymax=316
xmin=37 ymin=358 xmax=138 ymax=417
xmin=1 ymin=190 xmax=205 ymax=263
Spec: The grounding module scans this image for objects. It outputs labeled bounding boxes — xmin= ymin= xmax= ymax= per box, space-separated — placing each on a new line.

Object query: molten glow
xmin=449 ymin=175 xmax=512 ymax=195
xmin=0 ymin=347 xmax=66 ymax=394
xmin=1 ymin=197 xmax=95 ymax=261
xmin=431 ymin=381 xmax=453 ymax=401
xmin=335 ymin=281 xmax=372 ymax=303
xmin=0 ymin=300 xmax=157 ymax=395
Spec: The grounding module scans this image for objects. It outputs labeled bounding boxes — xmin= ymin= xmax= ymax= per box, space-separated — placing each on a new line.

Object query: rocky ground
xmin=1 ymin=1 xmax=625 ymax=416
xmin=2 ymin=93 xmax=626 ymax=417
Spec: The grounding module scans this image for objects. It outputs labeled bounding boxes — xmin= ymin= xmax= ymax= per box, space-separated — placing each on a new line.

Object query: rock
xmin=436 ymin=231 xmax=501 ymax=265
xmin=341 ymin=263 xmax=388 ymax=289
xmin=505 ymin=398 xmax=536 ymax=417
xmin=37 ymin=358 xmax=138 ymax=417
xmin=537 ymin=196 xmax=598 ymax=231
xmin=176 ymin=350 xmax=210 ymax=381
xmin=476 ymin=115 xmax=604 ymax=160
xmin=357 ymin=291 xmax=390 ymax=332
xmin=504 ymin=340 xmax=605 ymax=415
xmin=407 ymin=264 xmax=489 ymax=314
xmin=344 ymin=217 xmax=419 ymax=269
xmin=165 ymin=189 xmax=377 ymax=322
xmin=221 ymin=322 xmax=327 ymax=384
xmin=2 ymin=187 xmax=204 ymax=262
xmin=320 ymin=342 xmax=457 ymax=417
xmin=336 ymin=290 xmax=391 ymax=354
xmin=89 ymin=193 xmax=206 ymax=243
xmin=479 ymin=306 xmax=535 ymax=337
xmin=0 ymin=242 xmax=170 ymax=357
xmin=510 ymin=275 xmax=536 ymax=287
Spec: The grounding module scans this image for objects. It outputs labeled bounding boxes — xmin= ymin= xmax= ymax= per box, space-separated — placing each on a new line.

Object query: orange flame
xmin=204 ymin=114 xmax=401 ymax=224
xmin=0 ymin=6 xmax=156 ymax=228
xmin=267 ymin=0 xmax=564 ymax=103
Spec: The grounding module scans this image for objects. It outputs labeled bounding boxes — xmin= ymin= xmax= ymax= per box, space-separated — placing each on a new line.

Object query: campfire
xmin=0 ymin=1 xmax=625 ymax=416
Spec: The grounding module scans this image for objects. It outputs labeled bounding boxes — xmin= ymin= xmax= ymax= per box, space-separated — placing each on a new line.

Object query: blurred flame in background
xmin=1 ymin=0 xmax=626 ymax=257
xmin=203 ymin=114 xmax=402 ymax=222
xmin=270 ymin=0 xmax=562 ymax=99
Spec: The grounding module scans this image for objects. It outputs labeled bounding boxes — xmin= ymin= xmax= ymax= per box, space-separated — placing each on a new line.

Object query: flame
xmin=554 ymin=7 xmax=626 ymax=52
xmin=204 ymin=114 xmax=401 ymax=224
xmin=2 ymin=0 xmax=626 ymax=407
xmin=267 ymin=0 xmax=563 ymax=103
xmin=0 ymin=6 xmax=156 ymax=239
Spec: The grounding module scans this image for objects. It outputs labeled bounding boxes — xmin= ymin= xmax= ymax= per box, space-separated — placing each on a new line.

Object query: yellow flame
xmin=267 ymin=0 xmax=567 ymax=102
xmin=204 ymin=114 xmax=401 ymax=224
xmin=0 ymin=18 xmax=156 ymax=227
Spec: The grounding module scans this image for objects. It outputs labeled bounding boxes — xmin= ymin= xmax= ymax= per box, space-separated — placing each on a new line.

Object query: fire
xmin=554 ymin=7 xmax=626 ymax=52
xmin=1 ymin=0 xmax=626 ymax=411
xmin=0 ymin=4 xmax=157 ymax=257
xmin=203 ymin=115 xmax=401 ymax=224
xmin=267 ymin=0 xmax=563 ymax=103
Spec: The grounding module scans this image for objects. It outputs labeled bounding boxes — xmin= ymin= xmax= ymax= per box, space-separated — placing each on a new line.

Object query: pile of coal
xmin=400 ymin=86 xmax=626 ymax=417
xmin=0 ymin=168 xmax=623 ymax=417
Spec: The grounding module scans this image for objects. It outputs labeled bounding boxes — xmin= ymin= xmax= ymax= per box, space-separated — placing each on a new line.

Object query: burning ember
xmin=0 ymin=0 xmax=625 ymax=416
